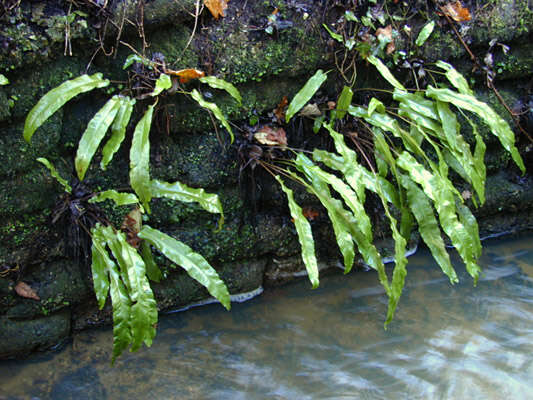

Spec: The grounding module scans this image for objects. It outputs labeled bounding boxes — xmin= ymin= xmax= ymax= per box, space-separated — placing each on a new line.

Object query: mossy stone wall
xmin=1 ymin=0 xmax=533 ymax=358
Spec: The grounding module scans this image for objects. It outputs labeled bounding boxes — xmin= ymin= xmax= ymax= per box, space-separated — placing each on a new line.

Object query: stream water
xmin=2 ymin=234 xmax=533 ymax=399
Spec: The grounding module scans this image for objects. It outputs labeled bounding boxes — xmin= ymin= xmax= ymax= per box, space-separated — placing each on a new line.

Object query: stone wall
xmin=1 ymin=0 xmax=532 ymax=358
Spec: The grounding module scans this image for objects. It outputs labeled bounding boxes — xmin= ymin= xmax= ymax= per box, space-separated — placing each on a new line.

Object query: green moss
xmin=0 ymin=114 xmax=63 ymax=178
xmin=6 ymin=57 xmax=86 ymax=120
xmin=0 ymin=1 xmax=96 ymax=74
xmin=0 ymin=168 xmax=58 ymax=217
xmin=0 ymin=211 xmax=50 ymax=265
xmin=211 ymin=24 xmax=324 ymax=84
xmin=418 ymin=28 xmax=465 ymax=62
xmin=472 ymin=0 xmax=533 ymax=44
xmin=149 ymin=26 xmax=198 ymax=67
xmin=493 ymin=42 xmax=533 ymax=80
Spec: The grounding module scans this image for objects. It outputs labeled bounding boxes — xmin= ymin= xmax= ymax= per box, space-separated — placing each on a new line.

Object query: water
xmin=2 ymin=234 xmax=533 ymax=399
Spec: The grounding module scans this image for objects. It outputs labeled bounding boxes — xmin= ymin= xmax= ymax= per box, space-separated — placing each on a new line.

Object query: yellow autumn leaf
xmin=204 ymin=0 xmax=228 ymax=20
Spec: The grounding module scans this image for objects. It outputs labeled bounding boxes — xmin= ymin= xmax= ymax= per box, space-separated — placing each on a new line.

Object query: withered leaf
xmin=165 ymin=68 xmax=205 ymax=84
xmin=204 ymin=0 xmax=228 ymax=20
xmin=15 ymin=281 xmax=40 ymax=301
xmin=291 ymin=207 xmax=319 ymax=223
xmin=299 ymin=103 xmax=322 ymax=117
xmin=274 ymin=96 xmax=288 ymax=122
xmin=302 ymin=207 xmax=319 ymax=220
xmin=254 ymin=126 xmax=287 ymax=148
xmin=441 ymin=1 xmax=471 ymax=22
xmin=121 ymin=208 xmax=142 ymax=249
xmin=461 ymin=190 xmax=472 ymax=200
xmin=375 ymin=25 xmax=396 ymax=55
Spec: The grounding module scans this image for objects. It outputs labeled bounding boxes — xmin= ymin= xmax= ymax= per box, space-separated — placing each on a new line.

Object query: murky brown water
xmin=2 ymin=234 xmax=533 ymax=399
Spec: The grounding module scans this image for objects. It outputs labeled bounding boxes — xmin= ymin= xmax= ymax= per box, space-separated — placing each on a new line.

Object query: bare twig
xmin=181 ymin=0 xmax=204 ymax=59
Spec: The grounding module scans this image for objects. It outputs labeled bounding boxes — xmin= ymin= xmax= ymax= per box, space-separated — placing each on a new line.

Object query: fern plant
xmin=23 ymin=59 xmax=241 ymax=362
xmin=274 ymin=58 xmax=524 ymax=325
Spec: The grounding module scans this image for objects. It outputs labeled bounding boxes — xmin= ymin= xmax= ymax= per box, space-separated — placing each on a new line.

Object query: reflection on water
xmin=2 ymin=234 xmax=533 ymax=399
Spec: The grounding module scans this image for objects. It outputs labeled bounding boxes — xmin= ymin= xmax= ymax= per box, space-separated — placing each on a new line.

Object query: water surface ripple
xmin=2 ymin=234 xmax=533 ymax=399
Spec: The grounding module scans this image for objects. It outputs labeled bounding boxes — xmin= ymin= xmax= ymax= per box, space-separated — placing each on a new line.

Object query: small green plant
xmin=271 ymin=58 xmax=524 ymax=325
xmin=24 ymin=56 xmax=242 ymax=362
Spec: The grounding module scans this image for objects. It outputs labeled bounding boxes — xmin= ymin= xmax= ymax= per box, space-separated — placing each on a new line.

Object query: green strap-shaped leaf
xmin=275 ymin=176 xmax=320 ymax=288
xmin=368 ymin=98 xmax=385 ymax=116
xmin=333 ymin=85 xmax=353 ymax=121
xmin=90 ymin=225 xmax=111 ymax=309
xmin=455 ymin=199 xmax=482 ymax=262
xmin=415 ymin=20 xmax=435 ymax=46
xmin=286 ymin=70 xmax=328 ymax=122
xmin=91 ymin=224 xmax=132 ymax=363
xmin=151 ymin=74 xmax=172 ymax=97
xmin=0 ymin=74 xmax=9 ymax=85
xmin=435 ymin=100 xmax=485 ymax=203
xmin=318 ymin=124 xmax=400 ymax=206
xmin=291 ymin=157 xmax=387 ymax=284
xmin=320 ymin=126 xmax=407 ymax=326
xmin=150 ymin=179 xmax=224 ymax=228
xmin=393 ymin=93 xmax=486 ymax=204
xmin=426 ymin=86 xmax=525 ymax=173
xmin=372 ymin=129 xmax=397 ymax=177
xmin=348 ymin=105 xmax=422 ymax=157
xmin=100 ymin=225 xmax=157 ymax=352
xmin=374 ymin=145 xmax=389 ymax=177
xmin=322 ymin=24 xmax=343 ymax=42
xmin=400 ymin=175 xmax=458 ymax=283
xmin=24 ymin=73 xmax=109 ymax=143
xmin=435 ymin=60 xmax=474 ymax=96
xmin=294 ymin=155 xmax=357 ymax=273
xmin=199 ymin=76 xmax=242 ymax=106
xmin=101 ymin=96 xmax=135 ymax=170
xmin=385 ymin=214 xmax=408 ymax=327
xmin=367 ymin=55 xmax=406 ymax=91
xmin=123 ymin=54 xmax=153 ymax=70
xmin=434 ymin=99 xmax=458 ymax=149
xmin=138 ymin=225 xmax=231 ymax=309
xmin=190 ymin=88 xmax=234 ymax=143
xmin=89 ymin=190 xmax=140 ymax=207
xmin=320 ymin=123 xmax=365 ymax=203
xmin=471 ymin=118 xmax=487 ymax=201
xmin=75 ymin=95 xmax=121 ymax=180
xmin=130 ymin=104 xmax=155 ymax=213
xmin=397 ymin=152 xmax=481 ymax=282
xmin=298 ymin=170 xmax=390 ymax=293
xmin=108 ymin=257 xmax=133 ymax=363
xmin=394 ymin=90 xmax=439 ymax=121
xmin=36 ymin=157 xmax=72 ymax=193
xmin=140 ymin=241 xmax=163 ymax=283
xmin=295 ymin=153 xmax=372 ymax=245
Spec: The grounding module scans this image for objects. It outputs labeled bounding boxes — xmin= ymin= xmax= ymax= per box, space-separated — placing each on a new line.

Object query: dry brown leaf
xmin=302 ymin=207 xmax=319 ymax=221
xmin=15 ymin=281 xmax=40 ymax=301
xmin=299 ymin=103 xmax=322 ymax=117
xmin=121 ymin=208 xmax=142 ymax=249
xmin=274 ymin=96 xmax=288 ymax=122
xmin=375 ymin=25 xmax=396 ymax=55
xmin=291 ymin=207 xmax=319 ymax=223
xmin=165 ymin=68 xmax=205 ymax=84
xmin=376 ymin=26 xmax=392 ymax=39
xmin=204 ymin=0 xmax=228 ymax=20
xmin=254 ymin=126 xmax=287 ymax=148
xmin=441 ymin=1 xmax=471 ymax=22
